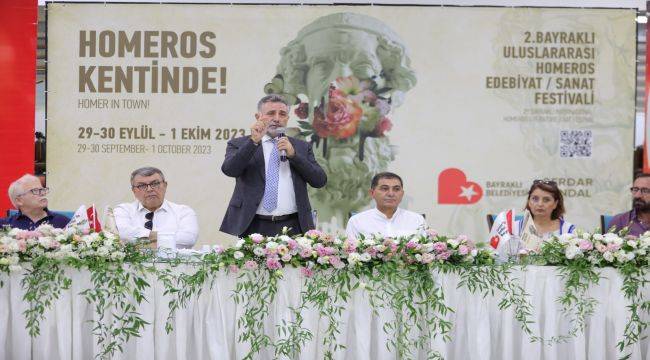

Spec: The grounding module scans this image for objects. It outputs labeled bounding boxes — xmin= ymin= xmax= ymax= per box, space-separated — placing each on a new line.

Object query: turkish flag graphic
xmin=438 ymin=168 xmax=483 ymax=204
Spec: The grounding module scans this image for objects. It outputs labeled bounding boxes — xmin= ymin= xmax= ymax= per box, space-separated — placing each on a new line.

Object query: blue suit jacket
xmin=219 ymin=135 xmax=327 ymax=236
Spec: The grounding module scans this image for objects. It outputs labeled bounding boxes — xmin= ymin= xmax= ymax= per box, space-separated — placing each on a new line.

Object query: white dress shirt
xmin=113 ymin=199 xmax=198 ymax=248
xmin=346 ymin=208 xmax=426 ymax=239
xmin=255 ymin=134 xmax=298 ymax=216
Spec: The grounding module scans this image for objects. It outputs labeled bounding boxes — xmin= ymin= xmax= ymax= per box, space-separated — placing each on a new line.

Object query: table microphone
xmin=277 ymin=127 xmax=287 ymax=162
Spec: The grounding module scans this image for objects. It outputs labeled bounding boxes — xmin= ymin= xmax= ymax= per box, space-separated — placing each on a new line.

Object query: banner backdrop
xmin=47 ymin=4 xmax=636 ymax=246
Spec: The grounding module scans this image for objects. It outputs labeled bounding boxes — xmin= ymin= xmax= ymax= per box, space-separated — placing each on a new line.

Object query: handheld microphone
xmin=277 ymin=127 xmax=287 ymax=162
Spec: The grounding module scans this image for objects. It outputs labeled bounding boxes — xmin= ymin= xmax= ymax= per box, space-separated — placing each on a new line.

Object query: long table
xmin=0 ymin=266 xmax=647 ymax=359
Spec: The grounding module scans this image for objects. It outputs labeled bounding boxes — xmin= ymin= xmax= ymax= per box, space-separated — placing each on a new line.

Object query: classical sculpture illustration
xmin=265 ymin=12 xmax=417 ymax=229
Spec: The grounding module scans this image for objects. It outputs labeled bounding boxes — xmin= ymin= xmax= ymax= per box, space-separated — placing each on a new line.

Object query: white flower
xmin=279 ymin=235 xmax=292 ymax=243
xmin=359 ymin=253 xmax=371 ymax=262
xmin=103 ymin=238 xmax=114 ymax=248
xmin=38 ymin=237 xmax=53 ymax=248
xmin=0 ymin=257 xmax=10 ymax=265
xmin=317 ymin=256 xmax=329 ymax=265
xmin=603 ymin=233 xmax=620 ymax=244
xmin=7 ymin=241 xmax=19 ymax=252
xmin=359 ymin=281 xmax=367 ymax=289
xmin=96 ymin=246 xmax=110 ymax=257
xmin=593 ymin=233 xmax=604 ymax=241
xmin=7 ymin=228 xmax=20 ymax=236
xmin=233 ymin=251 xmax=244 ymax=260
xmin=557 ymin=234 xmax=573 ymax=245
xmin=235 ymin=239 xmax=245 ymax=249
xmin=296 ymin=237 xmax=313 ymax=247
xmin=447 ymin=239 xmax=460 ymax=248
xmin=602 ymin=251 xmax=614 ymax=262
xmin=8 ymin=264 xmax=22 ymax=272
xmin=614 ymin=251 xmax=628 ymax=263
xmin=581 ymin=232 xmax=591 ymax=240
xmin=565 ymin=245 xmax=581 ymax=260
xmin=636 ymin=249 xmax=647 ymax=256
xmin=470 ymin=249 xmax=478 ymax=257
xmin=362 ymin=239 xmax=376 ymax=246
xmin=253 ymin=247 xmax=265 ymax=257
xmin=333 ymin=238 xmax=342 ymax=245
xmin=266 ymin=241 xmax=278 ymax=250
xmin=626 ymin=240 xmax=638 ymax=249
xmin=415 ymin=254 xmax=423 ymax=262
xmin=104 ymin=231 xmax=117 ymax=240
xmin=110 ymin=251 xmax=125 ymax=260
xmin=347 ymin=252 xmax=361 ymax=265
xmin=420 ymin=243 xmax=434 ymax=253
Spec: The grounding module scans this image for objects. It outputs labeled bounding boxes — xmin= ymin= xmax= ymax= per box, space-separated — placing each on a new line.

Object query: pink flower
xmin=244 ymin=260 xmax=258 ymax=270
xmin=456 ymin=235 xmax=469 ymax=243
xmin=300 ymin=248 xmax=313 ymax=258
xmin=0 ymin=245 xmax=7 ymax=253
xmin=250 ymin=233 xmax=265 ymax=244
xmin=578 ymin=240 xmax=593 ymax=251
xmin=305 ymin=229 xmax=322 ymax=239
xmin=312 ymin=94 xmax=362 ymax=139
xmin=286 ymin=239 xmax=298 ymax=251
xmin=406 ymin=240 xmax=418 ymax=249
xmin=329 ymin=256 xmax=345 ymax=269
xmin=433 ymin=242 xmax=448 ymax=253
xmin=294 ymin=102 xmax=309 ymax=119
xmin=421 ymin=253 xmax=434 ymax=264
xmin=425 ymin=229 xmax=438 ymax=239
xmin=17 ymin=240 xmax=26 ymax=252
xmin=228 ymin=264 xmax=239 ymax=273
xmin=82 ymin=229 xmax=90 ymax=235
xmin=266 ymin=257 xmax=282 ymax=270
xmin=51 ymin=240 xmax=61 ymax=249
xmin=458 ymin=245 xmax=469 ymax=255
xmin=607 ymin=243 xmax=620 ymax=252
xmin=365 ymin=246 xmax=378 ymax=257
xmin=213 ymin=245 xmax=225 ymax=254
xmin=373 ymin=117 xmax=393 ymax=137
xmin=300 ymin=267 xmax=314 ymax=278
xmin=595 ymin=243 xmax=607 ymax=253
xmin=436 ymin=251 xmax=452 ymax=261
xmin=281 ymin=254 xmax=292 ymax=262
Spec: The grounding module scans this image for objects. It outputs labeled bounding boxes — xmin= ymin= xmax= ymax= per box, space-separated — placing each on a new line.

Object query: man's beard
xmin=633 ymin=198 xmax=650 ymax=213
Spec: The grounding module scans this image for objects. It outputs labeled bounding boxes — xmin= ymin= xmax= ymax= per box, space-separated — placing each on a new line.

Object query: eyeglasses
xmin=533 ymin=179 xmax=557 ymax=186
xmin=144 ymin=212 xmax=154 ymax=230
xmin=17 ymin=187 xmax=50 ymax=197
xmin=132 ymin=181 xmax=163 ymax=191
xmin=630 ymin=187 xmax=650 ymax=194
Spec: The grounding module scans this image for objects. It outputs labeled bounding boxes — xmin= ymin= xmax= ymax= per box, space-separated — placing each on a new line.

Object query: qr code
xmin=559 ymin=130 xmax=592 ymax=158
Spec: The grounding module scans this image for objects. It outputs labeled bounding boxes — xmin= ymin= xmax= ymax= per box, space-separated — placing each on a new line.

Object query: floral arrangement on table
xmin=0 ymin=224 xmax=647 ymax=360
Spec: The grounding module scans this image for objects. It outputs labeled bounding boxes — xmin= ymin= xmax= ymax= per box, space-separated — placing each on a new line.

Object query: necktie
xmin=262 ymin=138 xmax=280 ymax=212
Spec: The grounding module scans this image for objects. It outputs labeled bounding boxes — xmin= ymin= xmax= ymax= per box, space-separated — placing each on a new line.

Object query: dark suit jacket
xmin=219 ymin=135 xmax=327 ymax=236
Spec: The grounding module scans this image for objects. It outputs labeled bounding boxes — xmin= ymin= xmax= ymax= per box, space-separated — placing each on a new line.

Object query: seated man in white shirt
xmin=114 ymin=167 xmax=198 ymax=249
xmin=346 ymin=172 xmax=426 ymax=239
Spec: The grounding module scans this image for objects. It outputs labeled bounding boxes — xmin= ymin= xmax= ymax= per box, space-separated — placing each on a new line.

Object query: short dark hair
xmin=257 ymin=94 xmax=289 ymax=111
xmin=371 ymin=172 xmax=403 ymax=189
xmin=634 ymin=172 xmax=650 ymax=181
xmin=130 ymin=166 xmax=165 ymax=185
xmin=524 ymin=181 xmax=565 ymax=220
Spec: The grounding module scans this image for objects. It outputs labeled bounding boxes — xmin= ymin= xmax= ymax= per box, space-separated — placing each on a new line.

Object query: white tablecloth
xmin=0 ymin=266 xmax=647 ymax=360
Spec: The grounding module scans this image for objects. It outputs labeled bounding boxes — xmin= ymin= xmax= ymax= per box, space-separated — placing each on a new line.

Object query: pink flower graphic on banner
xmin=312 ymin=92 xmax=362 ymax=139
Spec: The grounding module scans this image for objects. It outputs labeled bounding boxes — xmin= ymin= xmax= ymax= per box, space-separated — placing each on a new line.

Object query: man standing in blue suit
xmin=220 ymin=94 xmax=327 ymax=237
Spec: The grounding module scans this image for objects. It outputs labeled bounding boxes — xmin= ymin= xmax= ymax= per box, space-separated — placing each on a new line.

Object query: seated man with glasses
xmin=1 ymin=174 xmax=70 ymax=230
xmin=113 ymin=167 xmax=198 ymax=248
xmin=607 ymin=173 xmax=650 ymax=237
